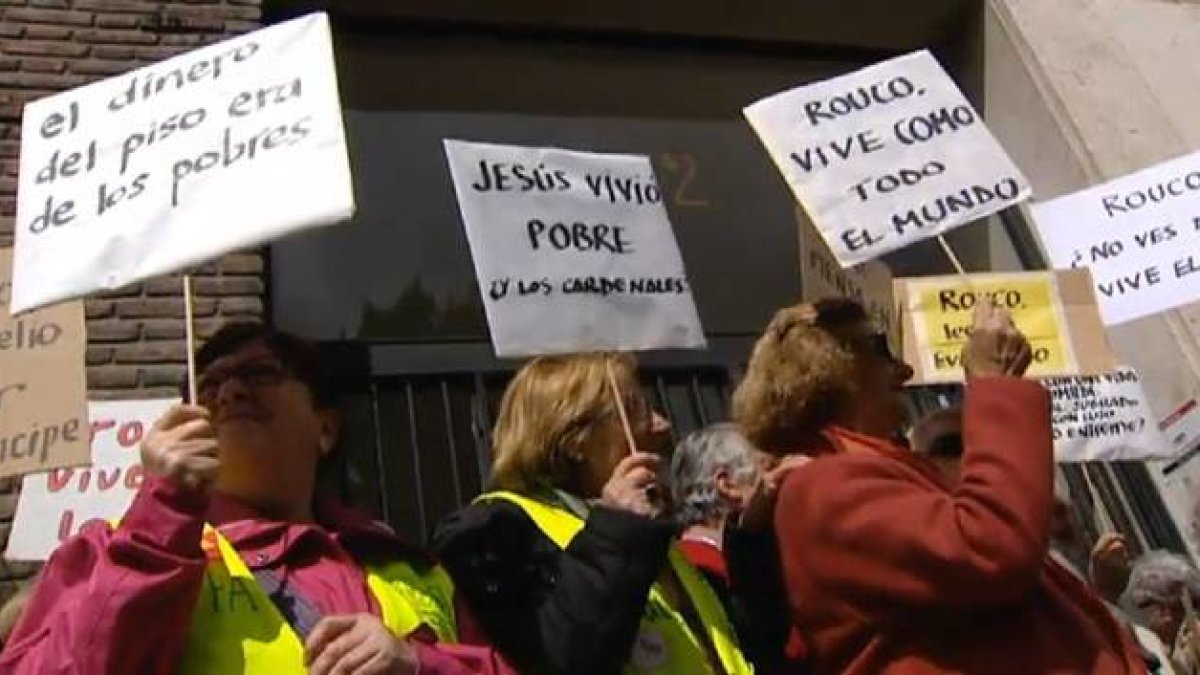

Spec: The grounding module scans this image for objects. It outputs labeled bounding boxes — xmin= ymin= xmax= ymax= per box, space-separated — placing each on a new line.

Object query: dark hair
xmin=926 ymin=432 xmax=964 ymax=458
xmin=186 ymin=322 xmax=341 ymax=409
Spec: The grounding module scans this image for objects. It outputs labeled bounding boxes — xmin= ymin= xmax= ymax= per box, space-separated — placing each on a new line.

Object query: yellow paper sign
xmin=896 ymin=269 xmax=1116 ymax=385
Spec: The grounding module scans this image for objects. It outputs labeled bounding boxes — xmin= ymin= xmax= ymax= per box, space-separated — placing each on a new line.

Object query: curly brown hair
xmin=733 ymin=298 xmax=869 ymax=454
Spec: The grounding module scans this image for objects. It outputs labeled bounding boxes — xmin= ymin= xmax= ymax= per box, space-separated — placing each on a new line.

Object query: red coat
xmin=773 ymin=377 xmax=1147 ymax=675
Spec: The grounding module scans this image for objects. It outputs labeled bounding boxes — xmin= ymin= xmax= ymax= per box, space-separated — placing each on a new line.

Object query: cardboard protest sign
xmin=443 ymin=139 xmax=706 ymax=357
xmin=895 ymin=269 xmax=1116 ymax=385
xmin=1044 ymin=368 xmax=1174 ymax=462
xmin=10 ymin=12 xmax=352 ymax=314
xmin=6 ymin=398 xmax=175 ymax=560
xmin=796 ymin=206 xmax=899 ymax=348
xmin=744 ymin=50 xmax=1031 ymax=268
xmin=1030 ymin=150 xmax=1200 ymax=326
xmin=0 ymin=249 xmax=89 ymax=478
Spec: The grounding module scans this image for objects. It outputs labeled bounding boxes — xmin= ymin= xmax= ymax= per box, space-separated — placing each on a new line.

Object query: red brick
xmin=219 ymin=253 xmax=263 ymax=275
xmin=22 ymin=24 xmax=72 ymax=39
xmin=0 ymin=140 xmax=17 ymax=158
xmin=75 ymin=29 xmax=157 ymax=46
xmin=88 ymin=319 xmax=141 ymax=342
xmin=1 ymin=40 xmax=88 ymax=58
xmin=91 ymin=45 xmax=134 ymax=59
xmin=116 ymin=297 xmax=217 ymax=319
xmin=139 ymin=365 xmax=185 ymax=387
xmin=84 ymin=298 xmax=114 ymax=319
xmin=114 ymin=340 xmax=188 ymax=363
xmin=0 ymin=57 xmax=14 ymax=71
xmin=136 ymin=46 xmax=189 ymax=62
xmin=0 ymin=24 xmax=23 ymax=39
xmin=0 ymin=71 xmax=87 ymax=89
xmin=218 ymin=297 xmax=262 ymax=317
xmin=20 ymin=57 xmax=66 ymax=73
xmin=225 ymin=20 xmax=258 ymax=34
xmin=86 ymin=345 xmax=112 ymax=365
xmin=96 ymin=14 xmax=142 ymax=29
xmin=89 ymin=364 xmax=139 ymax=388
xmin=193 ymin=276 xmax=262 ymax=296
xmin=74 ymin=0 xmax=156 ymax=12
xmin=160 ymin=34 xmax=206 ymax=46
xmin=139 ymin=318 xmax=184 ymax=340
xmin=2 ymin=8 xmax=94 ymax=26
xmin=70 ymin=59 xmax=134 ymax=76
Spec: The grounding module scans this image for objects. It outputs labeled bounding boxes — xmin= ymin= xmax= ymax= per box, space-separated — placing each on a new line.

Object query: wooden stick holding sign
xmin=183 ymin=276 xmax=199 ymax=404
xmin=605 ymin=360 xmax=638 ymax=455
xmin=936 ymin=235 xmax=968 ymax=277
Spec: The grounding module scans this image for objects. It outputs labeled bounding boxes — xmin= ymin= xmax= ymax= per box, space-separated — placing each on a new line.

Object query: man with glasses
xmin=1 ymin=323 xmax=510 ymax=675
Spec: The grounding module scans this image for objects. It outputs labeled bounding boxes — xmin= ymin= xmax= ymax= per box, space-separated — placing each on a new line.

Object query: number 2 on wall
xmin=659 ymin=152 xmax=711 ymax=209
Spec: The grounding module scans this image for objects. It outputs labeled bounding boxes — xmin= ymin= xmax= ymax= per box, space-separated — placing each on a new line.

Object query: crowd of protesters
xmin=0 ymin=296 xmax=1194 ymax=674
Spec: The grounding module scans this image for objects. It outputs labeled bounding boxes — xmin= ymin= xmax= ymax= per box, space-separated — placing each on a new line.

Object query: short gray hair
xmin=1120 ymin=550 xmax=1200 ymax=617
xmin=667 ymin=423 xmax=760 ymax=527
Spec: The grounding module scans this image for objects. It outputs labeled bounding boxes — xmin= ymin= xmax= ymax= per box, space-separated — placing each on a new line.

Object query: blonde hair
xmin=491 ymin=352 xmax=639 ymax=494
xmin=733 ymin=299 xmax=866 ymax=453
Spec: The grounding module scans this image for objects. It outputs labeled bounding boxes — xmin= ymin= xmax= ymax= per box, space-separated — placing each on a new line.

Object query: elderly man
xmin=668 ymin=423 xmax=764 ymax=589
xmin=1124 ymin=551 xmax=1200 ymax=674
xmin=667 ymin=423 xmax=810 ymax=674
xmin=1 ymin=323 xmax=509 ymax=675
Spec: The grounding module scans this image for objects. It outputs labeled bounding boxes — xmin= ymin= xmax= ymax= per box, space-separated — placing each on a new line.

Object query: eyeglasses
xmin=196 ymin=359 xmax=292 ymax=403
xmin=848 ymin=332 xmax=896 ymax=362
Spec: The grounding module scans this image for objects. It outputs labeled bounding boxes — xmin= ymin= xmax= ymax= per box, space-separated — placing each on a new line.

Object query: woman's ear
xmin=318 ymin=408 xmax=341 ymax=458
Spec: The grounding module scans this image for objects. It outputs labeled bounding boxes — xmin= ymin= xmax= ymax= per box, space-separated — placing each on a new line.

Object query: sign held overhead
xmin=744 ymin=50 xmax=1031 ymax=267
xmin=443 ymin=139 xmax=706 ymax=357
xmin=895 ymin=268 xmax=1117 ymax=385
xmin=1030 ymin=149 xmax=1200 ymax=326
xmin=1043 ymin=368 xmax=1174 ymax=463
xmin=11 ymin=12 xmax=353 ymax=314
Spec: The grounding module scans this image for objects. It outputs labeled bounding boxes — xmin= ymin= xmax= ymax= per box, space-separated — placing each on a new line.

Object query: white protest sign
xmin=11 ymin=13 xmax=352 ymax=314
xmin=744 ymin=50 xmax=1031 ymax=267
xmin=795 ymin=207 xmax=899 ymax=348
xmin=1043 ymin=368 xmax=1174 ymax=462
xmin=6 ymin=399 xmax=175 ymax=561
xmin=1030 ymin=150 xmax=1200 ymax=326
xmin=443 ymin=139 xmax=706 ymax=357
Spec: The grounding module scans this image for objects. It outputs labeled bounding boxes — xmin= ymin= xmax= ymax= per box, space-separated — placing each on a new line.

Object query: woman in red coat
xmin=731 ymin=297 xmax=1146 ymax=675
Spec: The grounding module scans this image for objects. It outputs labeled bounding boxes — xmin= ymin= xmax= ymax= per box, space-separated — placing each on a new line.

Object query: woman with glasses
xmin=730 ymin=297 xmax=1145 ymax=674
xmin=434 ymin=353 xmax=755 ymax=675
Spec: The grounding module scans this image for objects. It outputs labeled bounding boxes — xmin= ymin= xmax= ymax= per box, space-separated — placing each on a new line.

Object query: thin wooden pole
xmin=183 ymin=275 xmax=198 ymax=404
xmin=605 ymin=359 xmax=638 ymax=455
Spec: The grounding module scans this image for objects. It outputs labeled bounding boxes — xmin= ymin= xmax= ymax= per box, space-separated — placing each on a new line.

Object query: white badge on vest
xmin=632 ymin=627 xmax=669 ymax=671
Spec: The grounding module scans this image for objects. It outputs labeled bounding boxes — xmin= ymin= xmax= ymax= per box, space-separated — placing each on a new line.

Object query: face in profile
xmin=837 ymin=322 xmax=915 ymax=439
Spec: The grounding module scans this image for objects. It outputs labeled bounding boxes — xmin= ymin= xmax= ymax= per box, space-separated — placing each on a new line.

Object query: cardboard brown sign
xmin=895 ymin=268 xmax=1117 ymax=385
xmin=797 ymin=207 xmax=899 ymax=350
xmin=0 ymin=248 xmax=89 ymax=478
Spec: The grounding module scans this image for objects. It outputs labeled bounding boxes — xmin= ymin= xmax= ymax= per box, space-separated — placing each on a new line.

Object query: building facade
xmin=2 ymin=0 xmax=1200 ymax=597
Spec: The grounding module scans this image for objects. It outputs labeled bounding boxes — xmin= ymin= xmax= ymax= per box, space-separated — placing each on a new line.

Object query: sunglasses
xmin=196 ymin=359 xmax=292 ymax=403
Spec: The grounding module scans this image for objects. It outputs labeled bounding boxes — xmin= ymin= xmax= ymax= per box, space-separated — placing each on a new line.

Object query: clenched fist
xmin=140 ymin=404 xmax=220 ymax=495
xmin=601 ymin=452 xmax=661 ymax=517
xmin=962 ymin=298 xmax=1033 ymax=379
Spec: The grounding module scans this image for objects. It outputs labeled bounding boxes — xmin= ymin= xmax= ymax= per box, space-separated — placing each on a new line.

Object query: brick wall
xmin=0 ymin=0 xmax=265 ymax=597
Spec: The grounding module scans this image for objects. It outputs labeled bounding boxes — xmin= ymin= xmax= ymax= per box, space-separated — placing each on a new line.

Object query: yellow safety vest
xmin=176 ymin=525 xmax=458 ymax=675
xmin=480 ymin=491 xmax=754 ymax=675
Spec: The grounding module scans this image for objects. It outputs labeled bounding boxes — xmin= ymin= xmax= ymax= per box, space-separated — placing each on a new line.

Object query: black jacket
xmin=433 ymin=498 xmax=676 ymax=675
